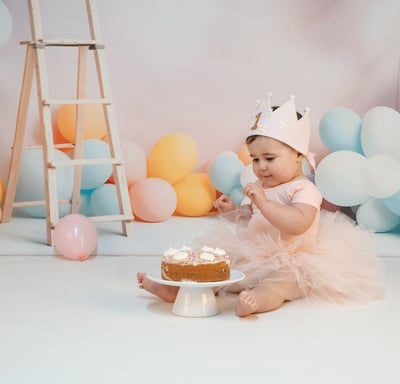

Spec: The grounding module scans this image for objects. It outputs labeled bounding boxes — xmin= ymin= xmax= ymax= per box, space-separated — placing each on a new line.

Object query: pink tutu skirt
xmin=196 ymin=210 xmax=384 ymax=304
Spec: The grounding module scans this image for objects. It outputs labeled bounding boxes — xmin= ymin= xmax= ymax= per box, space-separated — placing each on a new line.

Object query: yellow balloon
xmin=147 ymin=133 xmax=198 ymax=184
xmin=173 ymin=173 xmax=216 ymax=217
xmin=237 ymin=143 xmax=252 ymax=165
xmin=0 ymin=177 xmax=4 ymax=202
xmin=56 ymin=104 xmax=107 ymax=144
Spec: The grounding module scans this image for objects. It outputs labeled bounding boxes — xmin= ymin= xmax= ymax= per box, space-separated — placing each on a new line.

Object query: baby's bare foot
xmin=137 ymin=272 xmax=178 ymax=303
xmin=236 ymin=290 xmax=258 ymax=317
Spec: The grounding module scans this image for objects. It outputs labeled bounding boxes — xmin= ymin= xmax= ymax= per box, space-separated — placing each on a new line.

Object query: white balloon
xmin=240 ymin=164 xmax=257 ymax=186
xmin=356 ymin=198 xmax=400 ymax=233
xmin=315 ymin=150 xmax=370 ymax=207
xmin=361 ymin=106 xmax=400 ymax=161
xmin=362 ymin=155 xmax=400 ymax=198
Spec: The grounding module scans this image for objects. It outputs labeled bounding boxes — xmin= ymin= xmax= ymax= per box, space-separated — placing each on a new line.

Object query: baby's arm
xmin=243 ymin=183 xmax=317 ymax=235
xmin=215 ymin=194 xmax=236 ymax=213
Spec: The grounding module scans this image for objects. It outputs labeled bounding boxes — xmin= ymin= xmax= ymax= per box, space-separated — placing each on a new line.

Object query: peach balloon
xmin=108 ymin=139 xmax=147 ymax=187
xmin=147 ymin=133 xmax=197 ymax=184
xmin=129 ymin=178 xmax=177 ymax=222
xmin=173 ymin=173 xmax=216 ymax=217
xmin=237 ymin=143 xmax=252 ymax=165
xmin=56 ymin=104 xmax=107 ymax=144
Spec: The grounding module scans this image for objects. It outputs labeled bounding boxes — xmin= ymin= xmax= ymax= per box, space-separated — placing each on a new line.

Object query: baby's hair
xmin=246 ymin=106 xmax=303 ymax=145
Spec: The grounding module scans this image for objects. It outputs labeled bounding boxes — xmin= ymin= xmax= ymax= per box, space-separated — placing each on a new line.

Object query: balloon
xmin=383 ymin=191 xmax=400 ymax=216
xmin=362 ymin=155 xmax=400 ymax=198
xmin=361 ymin=106 xmax=400 ymax=160
xmin=240 ymin=164 xmax=257 ymax=186
xmin=54 ymin=214 xmax=98 ymax=261
xmin=56 ymin=104 xmax=107 ymax=144
xmin=15 ymin=149 xmax=74 ymax=218
xmin=108 ymin=139 xmax=147 ymax=187
xmin=209 ymin=153 xmax=245 ymax=194
xmin=230 ymin=186 xmax=245 ymax=205
xmin=0 ymin=1 xmax=12 ymax=48
xmin=315 ymin=150 xmax=370 ymax=207
xmin=173 ymin=173 xmax=216 ymax=216
xmin=90 ymin=184 xmax=120 ymax=215
xmin=129 ymin=178 xmax=177 ymax=222
xmin=356 ymin=198 xmax=400 ymax=233
xmin=81 ymin=139 xmax=113 ymax=190
xmin=147 ymin=133 xmax=198 ymax=184
xmin=319 ymin=107 xmax=363 ymax=153
xmin=78 ymin=189 xmax=94 ymax=216
xmin=0 ymin=176 xmax=4 ymax=202
xmin=237 ymin=143 xmax=252 ymax=165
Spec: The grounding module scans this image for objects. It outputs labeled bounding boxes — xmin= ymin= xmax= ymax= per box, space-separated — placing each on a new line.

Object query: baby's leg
xmin=236 ymin=281 xmax=303 ymax=317
xmin=137 ymin=272 xmax=179 ymax=303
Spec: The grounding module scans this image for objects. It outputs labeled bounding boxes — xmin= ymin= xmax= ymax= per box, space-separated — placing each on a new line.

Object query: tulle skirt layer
xmin=197 ymin=210 xmax=385 ymax=304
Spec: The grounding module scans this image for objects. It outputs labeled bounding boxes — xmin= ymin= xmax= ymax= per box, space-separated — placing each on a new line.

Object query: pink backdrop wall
xmin=1 ymin=0 xmax=399 ymax=181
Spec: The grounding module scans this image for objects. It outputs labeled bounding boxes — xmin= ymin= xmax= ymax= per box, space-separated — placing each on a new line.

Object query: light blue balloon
xmin=383 ymin=191 xmax=400 ymax=216
xmin=319 ymin=107 xmax=363 ymax=154
xmin=81 ymin=139 xmax=113 ymax=190
xmin=356 ymin=198 xmax=400 ymax=233
xmin=90 ymin=184 xmax=120 ymax=215
xmin=15 ymin=149 xmax=74 ymax=218
xmin=209 ymin=154 xmax=245 ymax=194
xmin=79 ymin=189 xmax=94 ymax=216
xmin=230 ymin=186 xmax=245 ymax=205
xmin=315 ymin=150 xmax=370 ymax=207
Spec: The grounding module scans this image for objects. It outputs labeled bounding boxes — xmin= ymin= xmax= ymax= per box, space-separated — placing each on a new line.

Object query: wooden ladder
xmin=0 ymin=0 xmax=134 ymax=245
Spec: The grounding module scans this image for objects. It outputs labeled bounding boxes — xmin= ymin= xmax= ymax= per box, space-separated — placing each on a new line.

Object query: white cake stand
xmin=146 ymin=269 xmax=245 ymax=317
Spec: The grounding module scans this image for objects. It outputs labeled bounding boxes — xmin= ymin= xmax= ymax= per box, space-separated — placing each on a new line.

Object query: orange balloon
xmin=0 ymin=177 xmax=4 ymax=202
xmin=147 ymin=133 xmax=197 ymax=184
xmin=237 ymin=143 xmax=252 ymax=165
xmin=173 ymin=173 xmax=216 ymax=217
xmin=56 ymin=104 xmax=107 ymax=144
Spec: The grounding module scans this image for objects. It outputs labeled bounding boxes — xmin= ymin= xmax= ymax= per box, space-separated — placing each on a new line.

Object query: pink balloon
xmin=109 ymin=139 xmax=147 ymax=187
xmin=54 ymin=214 xmax=98 ymax=261
xmin=129 ymin=178 xmax=177 ymax=222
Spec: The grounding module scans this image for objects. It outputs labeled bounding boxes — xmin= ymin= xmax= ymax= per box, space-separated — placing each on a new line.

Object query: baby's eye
xmin=265 ymin=157 xmax=275 ymax=161
xmin=252 ymin=158 xmax=259 ymax=163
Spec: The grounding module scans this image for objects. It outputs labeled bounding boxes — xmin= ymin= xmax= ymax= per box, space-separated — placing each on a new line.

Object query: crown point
xmin=304 ymin=107 xmax=310 ymax=113
xmin=290 ymin=94 xmax=295 ymax=101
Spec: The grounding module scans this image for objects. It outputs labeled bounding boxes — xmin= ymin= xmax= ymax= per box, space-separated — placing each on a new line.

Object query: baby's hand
xmin=243 ymin=182 xmax=267 ymax=208
xmin=214 ymin=194 xmax=235 ymax=213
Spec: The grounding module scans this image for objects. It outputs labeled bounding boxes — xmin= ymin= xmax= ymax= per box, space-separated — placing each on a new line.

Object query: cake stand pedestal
xmin=147 ymin=269 xmax=245 ymax=317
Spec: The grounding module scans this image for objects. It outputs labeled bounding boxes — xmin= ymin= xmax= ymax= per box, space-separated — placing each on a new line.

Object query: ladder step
xmin=43 ymin=98 xmax=112 ymax=105
xmin=21 ymin=39 xmax=104 ymax=48
xmin=90 ymin=214 xmax=134 ymax=223
xmin=13 ymin=199 xmax=71 ymax=208
xmin=51 ymin=158 xmax=122 ymax=167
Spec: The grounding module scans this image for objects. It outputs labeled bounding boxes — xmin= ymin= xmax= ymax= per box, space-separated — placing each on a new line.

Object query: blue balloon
xmin=383 ymin=191 xmax=400 ymax=216
xmin=90 ymin=184 xmax=120 ymax=215
xmin=356 ymin=198 xmax=400 ymax=233
xmin=81 ymin=139 xmax=113 ymax=190
xmin=230 ymin=186 xmax=245 ymax=205
xmin=15 ymin=149 xmax=74 ymax=218
xmin=79 ymin=189 xmax=94 ymax=216
xmin=319 ymin=107 xmax=363 ymax=154
xmin=208 ymin=154 xmax=244 ymax=194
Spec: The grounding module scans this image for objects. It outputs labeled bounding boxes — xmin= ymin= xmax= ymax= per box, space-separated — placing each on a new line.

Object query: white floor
xmin=0 ymin=217 xmax=399 ymax=384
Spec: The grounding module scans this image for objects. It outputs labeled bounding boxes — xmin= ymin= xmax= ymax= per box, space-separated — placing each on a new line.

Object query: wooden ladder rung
xmin=43 ymin=98 xmax=112 ymax=105
xmin=12 ymin=199 xmax=71 ymax=208
xmin=90 ymin=214 xmax=134 ymax=223
xmin=21 ymin=39 xmax=104 ymax=48
xmin=51 ymin=158 xmax=122 ymax=167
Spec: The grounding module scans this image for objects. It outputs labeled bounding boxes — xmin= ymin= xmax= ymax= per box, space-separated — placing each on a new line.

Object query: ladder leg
xmin=70 ymin=46 xmax=89 ymax=214
xmin=1 ymin=45 xmax=35 ymax=223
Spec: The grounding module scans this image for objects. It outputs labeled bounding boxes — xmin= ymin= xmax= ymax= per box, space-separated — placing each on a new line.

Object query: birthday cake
xmin=161 ymin=245 xmax=230 ymax=282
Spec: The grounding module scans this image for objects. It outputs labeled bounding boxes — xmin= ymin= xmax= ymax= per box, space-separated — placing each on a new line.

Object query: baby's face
xmin=247 ymin=136 xmax=303 ymax=188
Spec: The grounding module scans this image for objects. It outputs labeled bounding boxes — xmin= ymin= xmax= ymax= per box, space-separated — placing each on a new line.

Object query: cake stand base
xmin=146 ymin=269 xmax=245 ymax=318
